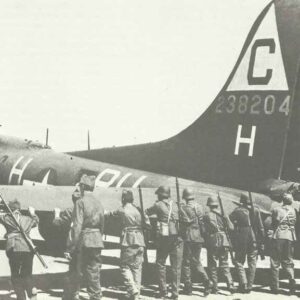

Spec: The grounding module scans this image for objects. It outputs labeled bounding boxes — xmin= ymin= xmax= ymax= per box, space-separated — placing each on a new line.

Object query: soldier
xmin=181 ymin=188 xmax=212 ymax=296
xmin=106 ymin=189 xmax=151 ymax=300
xmin=145 ymin=186 xmax=184 ymax=300
xmin=65 ymin=175 xmax=105 ymax=300
xmin=229 ymin=194 xmax=265 ymax=293
xmin=53 ymin=185 xmax=82 ymax=300
xmin=0 ymin=199 xmax=39 ymax=300
xmin=269 ymin=193 xmax=297 ymax=294
xmin=202 ymin=197 xmax=235 ymax=294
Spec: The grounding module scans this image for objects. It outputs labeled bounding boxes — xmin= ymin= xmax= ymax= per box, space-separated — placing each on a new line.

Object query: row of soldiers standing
xmin=55 ymin=177 xmax=298 ymax=299
xmin=143 ymin=185 xmax=234 ymax=298
xmin=147 ymin=187 xmax=297 ymax=297
xmin=0 ymin=175 xmax=297 ymax=300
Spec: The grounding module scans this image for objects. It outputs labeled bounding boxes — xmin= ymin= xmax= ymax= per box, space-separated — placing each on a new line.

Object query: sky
xmin=0 ymin=0 xmax=270 ymax=152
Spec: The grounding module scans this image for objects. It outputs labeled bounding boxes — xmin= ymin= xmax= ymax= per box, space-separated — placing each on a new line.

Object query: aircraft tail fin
xmin=70 ymin=0 xmax=300 ymax=191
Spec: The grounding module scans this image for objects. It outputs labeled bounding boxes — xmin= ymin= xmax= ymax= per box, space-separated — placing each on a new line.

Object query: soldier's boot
xmin=289 ymin=279 xmax=296 ymax=295
xmin=156 ymin=291 xmax=168 ymax=299
xmin=227 ymin=282 xmax=236 ymax=294
xmin=132 ymin=294 xmax=139 ymax=300
xmin=13 ymin=279 xmax=26 ymax=300
xmin=182 ymin=283 xmax=192 ymax=295
xmin=203 ymin=279 xmax=213 ymax=297
xmin=211 ymin=285 xmax=219 ymax=294
xmin=124 ymin=291 xmax=139 ymax=300
xmin=210 ymin=277 xmax=219 ymax=294
xmin=238 ymin=284 xmax=250 ymax=294
xmin=62 ymin=292 xmax=80 ymax=300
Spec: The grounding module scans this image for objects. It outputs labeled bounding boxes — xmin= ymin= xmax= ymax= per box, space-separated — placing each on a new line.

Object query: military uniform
xmin=0 ymin=202 xmax=39 ymax=300
xmin=53 ymin=206 xmax=81 ymax=300
xmin=230 ymin=197 xmax=265 ymax=292
xmin=145 ymin=186 xmax=184 ymax=299
xmin=108 ymin=200 xmax=150 ymax=299
xmin=202 ymin=200 xmax=235 ymax=293
xmin=53 ymin=189 xmax=82 ymax=300
xmin=67 ymin=191 xmax=105 ymax=300
xmin=270 ymin=194 xmax=297 ymax=293
xmin=181 ymin=192 xmax=211 ymax=295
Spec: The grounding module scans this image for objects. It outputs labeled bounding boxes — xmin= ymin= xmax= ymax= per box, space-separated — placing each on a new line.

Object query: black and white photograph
xmin=0 ymin=0 xmax=299 ymax=299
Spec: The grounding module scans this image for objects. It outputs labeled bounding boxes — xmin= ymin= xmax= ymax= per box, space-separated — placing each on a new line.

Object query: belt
xmin=123 ymin=226 xmax=142 ymax=232
xmin=6 ymin=232 xmax=22 ymax=239
xmin=82 ymin=228 xmax=100 ymax=233
xmin=210 ymin=230 xmax=225 ymax=235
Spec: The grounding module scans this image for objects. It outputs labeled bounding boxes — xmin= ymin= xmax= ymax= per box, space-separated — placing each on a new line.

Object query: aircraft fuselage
xmin=0 ymin=135 xmax=171 ymax=189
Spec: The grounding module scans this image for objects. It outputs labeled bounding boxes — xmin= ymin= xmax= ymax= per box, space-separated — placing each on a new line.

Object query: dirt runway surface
xmin=1 ymin=245 xmax=300 ymax=300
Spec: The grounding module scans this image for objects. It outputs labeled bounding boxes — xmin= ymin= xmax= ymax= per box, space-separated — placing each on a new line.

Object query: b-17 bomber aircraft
xmin=0 ymin=0 xmax=299 ymax=251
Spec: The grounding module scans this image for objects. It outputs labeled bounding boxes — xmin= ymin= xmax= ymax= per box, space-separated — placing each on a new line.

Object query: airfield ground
xmin=0 ymin=229 xmax=300 ymax=300
xmin=1 ymin=244 xmax=300 ymax=300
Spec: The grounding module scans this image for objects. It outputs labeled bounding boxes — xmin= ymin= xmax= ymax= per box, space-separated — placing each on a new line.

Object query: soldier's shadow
xmin=0 ymin=292 xmax=15 ymax=300
xmin=39 ymin=266 xmax=300 ymax=298
xmin=8 ymin=254 xmax=298 ymax=299
xmin=248 ymin=267 xmax=300 ymax=295
xmin=0 ymin=254 xmax=158 ymax=299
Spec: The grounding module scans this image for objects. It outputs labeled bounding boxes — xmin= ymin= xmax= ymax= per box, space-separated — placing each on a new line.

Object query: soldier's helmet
xmin=80 ymin=174 xmax=96 ymax=191
xmin=240 ymin=193 xmax=250 ymax=205
xmin=206 ymin=197 xmax=218 ymax=207
xmin=8 ymin=199 xmax=21 ymax=212
xmin=122 ymin=189 xmax=134 ymax=203
xmin=182 ymin=188 xmax=194 ymax=201
xmin=155 ymin=185 xmax=171 ymax=198
xmin=282 ymin=193 xmax=294 ymax=205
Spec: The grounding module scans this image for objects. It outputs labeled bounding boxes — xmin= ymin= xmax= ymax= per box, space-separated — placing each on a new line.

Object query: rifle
xmin=175 ymin=177 xmax=182 ymax=234
xmin=232 ymin=200 xmax=271 ymax=216
xmin=248 ymin=191 xmax=265 ymax=260
xmin=217 ymin=192 xmax=235 ymax=263
xmin=0 ymin=194 xmax=48 ymax=269
xmin=138 ymin=186 xmax=149 ymax=264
